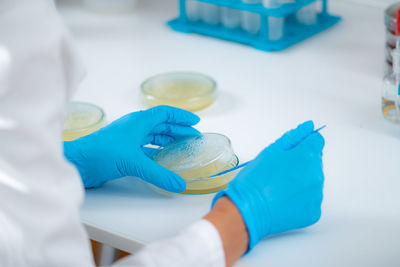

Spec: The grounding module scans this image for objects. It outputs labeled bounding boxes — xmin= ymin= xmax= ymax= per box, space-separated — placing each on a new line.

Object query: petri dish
xmin=62 ymin=102 xmax=106 ymax=141
xmin=385 ymin=3 xmax=400 ymax=34
xmin=141 ymin=72 xmax=217 ymax=112
xmin=154 ymin=133 xmax=239 ymax=194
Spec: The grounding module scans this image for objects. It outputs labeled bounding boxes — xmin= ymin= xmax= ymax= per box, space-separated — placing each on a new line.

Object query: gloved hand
xmin=212 ymin=121 xmax=325 ymax=251
xmin=64 ymin=105 xmax=200 ymax=192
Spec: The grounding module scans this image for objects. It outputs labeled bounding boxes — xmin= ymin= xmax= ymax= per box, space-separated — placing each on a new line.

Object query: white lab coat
xmin=0 ymin=1 xmax=225 ymax=266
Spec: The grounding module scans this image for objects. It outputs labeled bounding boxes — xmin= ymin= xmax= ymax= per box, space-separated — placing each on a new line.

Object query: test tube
xmin=296 ymin=1 xmax=318 ymax=25
xmin=186 ymin=0 xmax=201 ymax=22
xmin=241 ymin=0 xmax=261 ymax=34
xmin=221 ymin=4 xmax=241 ymax=29
xmin=263 ymin=0 xmax=284 ymax=40
xmin=201 ymin=2 xmax=220 ymax=25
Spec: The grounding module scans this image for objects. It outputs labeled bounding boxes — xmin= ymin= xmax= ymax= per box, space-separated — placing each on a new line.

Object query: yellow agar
xmin=62 ymin=124 xmax=103 ymax=141
xmin=142 ymin=78 xmax=216 ymax=112
xmin=62 ymin=102 xmax=105 ymax=141
xmin=175 ymin=157 xmax=238 ymax=194
xmin=152 ymin=132 xmax=237 ymax=195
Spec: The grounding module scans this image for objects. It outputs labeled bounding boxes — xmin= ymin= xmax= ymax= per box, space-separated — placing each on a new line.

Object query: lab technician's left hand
xmin=64 ymin=105 xmax=200 ymax=192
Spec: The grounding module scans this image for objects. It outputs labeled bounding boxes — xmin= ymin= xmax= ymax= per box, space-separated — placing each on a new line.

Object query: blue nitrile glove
xmin=64 ymin=105 xmax=200 ymax=192
xmin=212 ymin=121 xmax=325 ymax=251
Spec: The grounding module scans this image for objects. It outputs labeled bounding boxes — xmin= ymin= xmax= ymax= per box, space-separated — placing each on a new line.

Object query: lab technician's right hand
xmin=64 ymin=105 xmax=200 ymax=192
xmin=213 ymin=121 xmax=325 ymax=251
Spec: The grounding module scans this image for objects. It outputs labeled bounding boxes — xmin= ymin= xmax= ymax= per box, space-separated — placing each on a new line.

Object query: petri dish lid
xmin=63 ymin=102 xmax=105 ymax=132
xmin=154 ymin=133 xmax=232 ymax=173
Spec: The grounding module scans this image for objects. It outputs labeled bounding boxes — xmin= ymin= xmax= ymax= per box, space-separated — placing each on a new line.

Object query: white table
xmin=58 ymin=0 xmax=400 ymax=265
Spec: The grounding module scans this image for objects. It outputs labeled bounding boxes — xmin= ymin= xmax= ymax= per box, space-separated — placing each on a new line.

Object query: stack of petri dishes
xmin=385 ymin=3 xmax=400 ymax=75
xmin=153 ymin=133 xmax=239 ymax=195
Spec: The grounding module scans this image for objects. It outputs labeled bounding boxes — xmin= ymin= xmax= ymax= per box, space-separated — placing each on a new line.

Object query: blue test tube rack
xmin=168 ymin=0 xmax=341 ymax=51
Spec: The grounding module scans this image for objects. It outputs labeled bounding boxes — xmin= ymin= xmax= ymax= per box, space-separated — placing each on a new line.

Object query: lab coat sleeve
xmin=0 ymin=1 xmax=226 ymax=267
xmin=114 ymin=219 xmax=225 ymax=267
xmin=0 ymin=1 xmax=94 ymax=267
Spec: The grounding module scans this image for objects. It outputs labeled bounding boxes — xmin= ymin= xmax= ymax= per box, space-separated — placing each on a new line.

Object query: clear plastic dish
xmin=153 ymin=133 xmax=238 ymax=194
xmin=62 ymin=102 xmax=106 ymax=141
xmin=141 ymin=72 xmax=217 ymax=112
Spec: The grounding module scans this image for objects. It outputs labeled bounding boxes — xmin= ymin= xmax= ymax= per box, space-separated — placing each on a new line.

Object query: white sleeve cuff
xmin=114 ymin=219 xmax=225 ymax=267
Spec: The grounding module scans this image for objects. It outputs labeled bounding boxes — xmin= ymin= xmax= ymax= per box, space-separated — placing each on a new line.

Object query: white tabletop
xmin=59 ymin=0 xmax=400 ymax=265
